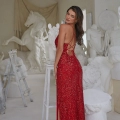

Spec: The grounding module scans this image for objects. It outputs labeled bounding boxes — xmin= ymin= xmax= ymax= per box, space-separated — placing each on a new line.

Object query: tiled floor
xmin=1 ymin=74 xmax=120 ymax=120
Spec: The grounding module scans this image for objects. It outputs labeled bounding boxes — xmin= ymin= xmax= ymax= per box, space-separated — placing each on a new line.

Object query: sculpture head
xmin=48 ymin=23 xmax=52 ymax=30
xmin=25 ymin=11 xmax=46 ymax=27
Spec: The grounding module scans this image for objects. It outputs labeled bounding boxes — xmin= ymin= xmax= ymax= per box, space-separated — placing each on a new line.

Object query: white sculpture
xmin=48 ymin=23 xmax=59 ymax=62
xmin=83 ymin=56 xmax=112 ymax=93
xmin=84 ymin=89 xmax=111 ymax=120
xmin=83 ymin=56 xmax=112 ymax=120
xmin=30 ymin=28 xmax=48 ymax=72
xmin=105 ymin=25 xmax=120 ymax=80
xmin=47 ymin=23 xmax=88 ymax=65
xmin=2 ymin=11 xmax=48 ymax=72
xmin=105 ymin=25 xmax=120 ymax=63
xmin=75 ymin=43 xmax=88 ymax=66
xmin=86 ymin=24 xmax=104 ymax=58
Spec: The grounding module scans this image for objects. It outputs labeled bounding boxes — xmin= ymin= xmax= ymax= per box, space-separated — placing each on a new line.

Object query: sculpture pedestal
xmin=84 ymin=89 xmax=111 ymax=120
xmin=113 ymin=79 xmax=120 ymax=113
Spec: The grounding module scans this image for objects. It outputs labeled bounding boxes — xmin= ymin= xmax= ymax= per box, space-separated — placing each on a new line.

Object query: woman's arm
xmin=54 ymin=24 xmax=66 ymax=78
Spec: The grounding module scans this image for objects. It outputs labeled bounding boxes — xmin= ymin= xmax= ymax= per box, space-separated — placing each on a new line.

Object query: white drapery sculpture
xmin=83 ymin=56 xmax=112 ymax=93
xmin=83 ymin=56 xmax=112 ymax=120
xmin=2 ymin=11 xmax=48 ymax=72
xmin=86 ymin=24 xmax=104 ymax=58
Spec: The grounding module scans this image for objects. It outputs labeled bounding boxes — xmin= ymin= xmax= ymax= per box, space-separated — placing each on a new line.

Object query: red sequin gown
xmin=55 ymin=35 xmax=85 ymax=120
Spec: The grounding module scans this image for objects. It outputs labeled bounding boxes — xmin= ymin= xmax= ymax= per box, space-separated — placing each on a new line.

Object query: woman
xmin=54 ymin=6 xmax=85 ymax=120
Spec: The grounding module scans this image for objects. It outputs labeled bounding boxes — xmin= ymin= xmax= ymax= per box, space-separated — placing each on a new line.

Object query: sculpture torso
xmin=87 ymin=28 xmax=103 ymax=53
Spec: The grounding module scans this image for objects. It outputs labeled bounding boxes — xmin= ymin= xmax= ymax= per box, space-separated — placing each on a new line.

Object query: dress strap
xmin=67 ymin=29 xmax=76 ymax=50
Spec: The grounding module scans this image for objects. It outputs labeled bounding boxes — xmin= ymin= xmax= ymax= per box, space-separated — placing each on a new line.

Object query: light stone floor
xmin=1 ymin=74 xmax=120 ymax=120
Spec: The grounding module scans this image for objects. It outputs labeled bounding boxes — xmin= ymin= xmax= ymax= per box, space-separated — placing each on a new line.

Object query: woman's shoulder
xmin=59 ymin=24 xmax=72 ymax=30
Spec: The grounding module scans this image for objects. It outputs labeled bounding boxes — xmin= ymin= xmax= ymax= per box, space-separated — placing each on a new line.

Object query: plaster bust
xmin=86 ymin=24 xmax=104 ymax=58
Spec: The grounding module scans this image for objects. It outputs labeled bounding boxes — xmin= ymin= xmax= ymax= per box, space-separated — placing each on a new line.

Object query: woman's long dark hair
xmin=67 ymin=6 xmax=84 ymax=45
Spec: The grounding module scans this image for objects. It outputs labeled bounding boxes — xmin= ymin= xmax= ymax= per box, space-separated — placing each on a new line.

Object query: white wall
xmin=94 ymin=0 xmax=120 ymax=25
xmin=58 ymin=0 xmax=94 ymax=23
xmin=58 ymin=0 xmax=95 ymax=32
xmin=0 ymin=0 xmax=15 ymax=57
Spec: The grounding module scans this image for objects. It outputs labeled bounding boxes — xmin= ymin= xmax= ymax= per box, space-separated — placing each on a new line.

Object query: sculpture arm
xmin=43 ymin=29 xmax=48 ymax=40
xmin=0 ymin=52 xmax=4 ymax=62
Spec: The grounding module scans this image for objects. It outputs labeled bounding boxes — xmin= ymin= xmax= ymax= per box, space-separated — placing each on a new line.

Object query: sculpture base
xmin=85 ymin=111 xmax=107 ymax=120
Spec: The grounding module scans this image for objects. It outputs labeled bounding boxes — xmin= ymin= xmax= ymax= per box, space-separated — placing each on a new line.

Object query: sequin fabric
xmin=55 ymin=35 xmax=85 ymax=120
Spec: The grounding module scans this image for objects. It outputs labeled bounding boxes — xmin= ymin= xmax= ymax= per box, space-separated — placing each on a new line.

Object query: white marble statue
xmin=47 ymin=23 xmax=59 ymax=62
xmin=83 ymin=56 xmax=112 ymax=120
xmin=31 ymin=29 xmax=48 ymax=71
xmin=75 ymin=43 xmax=88 ymax=66
xmin=105 ymin=25 xmax=120 ymax=80
xmin=83 ymin=56 xmax=112 ymax=93
xmin=2 ymin=11 xmax=48 ymax=72
xmin=48 ymin=23 xmax=88 ymax=65
xmin=105 ymin=25 xmax=120 ymax=63
xmin=86 ymin=24 xmax=104 ymax=58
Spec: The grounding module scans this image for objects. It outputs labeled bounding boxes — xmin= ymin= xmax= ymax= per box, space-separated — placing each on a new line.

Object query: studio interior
xmin=0 ymin=0 xmax=120 ymax=120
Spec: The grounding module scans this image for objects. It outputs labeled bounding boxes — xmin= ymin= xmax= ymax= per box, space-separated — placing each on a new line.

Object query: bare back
xmin=64 ymin=24 xmax=76 ymax=55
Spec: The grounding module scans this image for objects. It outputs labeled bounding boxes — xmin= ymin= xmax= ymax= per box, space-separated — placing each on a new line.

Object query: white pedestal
xmin=84 ymin=89 xmax=112 ymax=120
